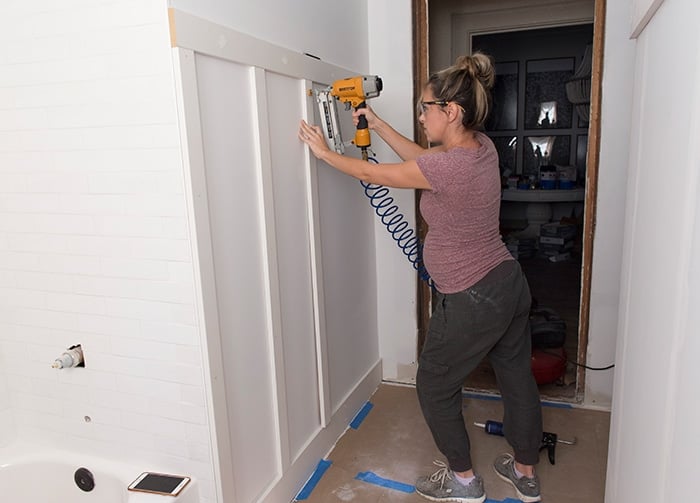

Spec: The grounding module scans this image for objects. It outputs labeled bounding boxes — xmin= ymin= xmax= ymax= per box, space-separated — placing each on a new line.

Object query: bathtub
xmin=0 ymin=441 xmax=198 ymax=503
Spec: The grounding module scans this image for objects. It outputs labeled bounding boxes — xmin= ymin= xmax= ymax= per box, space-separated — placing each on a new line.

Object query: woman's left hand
xmin=298 ymin=120 xmax=330 ymax=159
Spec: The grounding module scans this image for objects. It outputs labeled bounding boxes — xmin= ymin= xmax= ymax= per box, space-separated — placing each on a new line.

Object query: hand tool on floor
xmin=474 ymin=420 xmax=577 ymax=465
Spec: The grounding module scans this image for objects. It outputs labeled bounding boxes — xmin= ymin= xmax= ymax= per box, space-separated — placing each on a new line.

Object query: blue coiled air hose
xmin=362 ymin=157 xmax=433 ymax=287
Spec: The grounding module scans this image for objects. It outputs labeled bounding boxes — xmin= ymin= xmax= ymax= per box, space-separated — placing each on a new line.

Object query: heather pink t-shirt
xmin=416 ymin=131 xmax=513 ymax=293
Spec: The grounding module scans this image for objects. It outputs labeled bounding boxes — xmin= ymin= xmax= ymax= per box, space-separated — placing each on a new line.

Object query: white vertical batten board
xmin=250 ymin=65 xmax=290 ymax=474
xmin=171 ymin=47 xmax=237 ymax=503
xmin=263 ymin=70 xmax=325 ymax=459
xmin=302 ymin=79 xmax=332 ymax=428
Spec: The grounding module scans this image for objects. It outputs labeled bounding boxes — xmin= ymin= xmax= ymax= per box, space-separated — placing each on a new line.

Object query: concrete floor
xmin=296 ymin=383 xmax=610 ymax=503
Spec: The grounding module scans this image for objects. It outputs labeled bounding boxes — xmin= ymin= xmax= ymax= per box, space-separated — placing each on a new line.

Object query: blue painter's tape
xmin=295 ymin=459 xmax=332 ymax=500
xmin=355 ymin=471 xmax=415 ymax=493
xmin=462 ymin=392 xmax=573 ymax=409
xmin=541 ymin=400 xmax=573 ymax=409
xmin=349 ymin=401 xmax=374 ymax=429
xmin=485 ymin=498 xmax=522 ymax=503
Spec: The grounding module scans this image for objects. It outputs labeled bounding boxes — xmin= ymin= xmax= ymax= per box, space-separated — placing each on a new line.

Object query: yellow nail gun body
xmin=316 ymin=75 xmax=383 ymax=160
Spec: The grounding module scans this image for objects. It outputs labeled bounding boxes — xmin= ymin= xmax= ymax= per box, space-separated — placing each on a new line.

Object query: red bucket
xmin=531 ymin=347 xmax=567 ymax=385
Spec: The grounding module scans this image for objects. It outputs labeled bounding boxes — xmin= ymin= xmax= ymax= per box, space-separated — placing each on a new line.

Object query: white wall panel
xmin=265 ymin=72 xmax=322 ymax=460
xmin=193 ymin=54 xmax=279 ymax=502
xmin=316 ymin=164 xmax=379 ymax=413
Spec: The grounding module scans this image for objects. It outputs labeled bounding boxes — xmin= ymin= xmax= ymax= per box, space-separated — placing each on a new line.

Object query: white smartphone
xmin=127 ymin=472 xmax=191 ymax=496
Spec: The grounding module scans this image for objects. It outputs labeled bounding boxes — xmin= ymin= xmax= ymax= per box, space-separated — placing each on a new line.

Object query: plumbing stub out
xmin=52 ymin=344 xmax=85 ymax=369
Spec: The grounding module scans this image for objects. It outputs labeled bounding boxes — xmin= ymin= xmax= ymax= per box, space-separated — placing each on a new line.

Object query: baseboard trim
xmin=259 ymin=359 xmax=383 ymax=503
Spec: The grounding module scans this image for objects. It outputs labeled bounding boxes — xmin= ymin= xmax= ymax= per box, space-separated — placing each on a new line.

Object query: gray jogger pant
xmin=416 ymin=259 xmax=543 ymax=472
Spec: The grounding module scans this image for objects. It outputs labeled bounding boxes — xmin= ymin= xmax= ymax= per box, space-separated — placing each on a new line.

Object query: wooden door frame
xmin=412 ymin=0 xmax=606 ymax=402
xmin=412 ymin=0 xmax=431 ymax=355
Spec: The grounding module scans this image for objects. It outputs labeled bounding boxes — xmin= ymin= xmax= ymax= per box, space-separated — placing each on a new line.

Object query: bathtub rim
xmin=0 ymin=439 xmax=199 ymax=500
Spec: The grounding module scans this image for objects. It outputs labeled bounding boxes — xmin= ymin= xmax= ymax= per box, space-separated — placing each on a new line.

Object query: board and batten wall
xmin=169 ymin=9 xmax=381 ymax=502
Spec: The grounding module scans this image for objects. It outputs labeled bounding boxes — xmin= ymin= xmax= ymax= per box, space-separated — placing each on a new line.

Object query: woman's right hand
xmin=352 ymin=105 xmax=381 ymax=130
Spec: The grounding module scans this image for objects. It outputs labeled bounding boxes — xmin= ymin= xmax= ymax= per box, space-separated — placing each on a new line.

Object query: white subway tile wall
xmin=0 ymin=359 xmax=13 ymax=446
xmin=0 ymin=1 xmax=216 ymax=501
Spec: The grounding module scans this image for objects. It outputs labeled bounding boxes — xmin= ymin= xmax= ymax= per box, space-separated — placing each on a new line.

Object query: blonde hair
xmin=427 ymin=51 xmax=495 ymax=130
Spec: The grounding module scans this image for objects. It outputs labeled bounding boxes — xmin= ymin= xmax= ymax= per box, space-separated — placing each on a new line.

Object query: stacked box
xmin=539 ymin=222 xmax=577 ymax=262
xmin=503 ymin=236 xmax=537 ymax=260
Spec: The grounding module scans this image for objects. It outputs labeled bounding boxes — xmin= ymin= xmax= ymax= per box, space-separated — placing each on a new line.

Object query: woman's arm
xmin=299 ymin=120 xmax=431 ymax=190
xmin=353 ymin=107 xmax=445 ymax=161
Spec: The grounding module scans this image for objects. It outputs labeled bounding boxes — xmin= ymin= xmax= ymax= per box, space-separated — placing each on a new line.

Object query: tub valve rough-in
xmin=51 ymin=345 xmax=84 ymax=369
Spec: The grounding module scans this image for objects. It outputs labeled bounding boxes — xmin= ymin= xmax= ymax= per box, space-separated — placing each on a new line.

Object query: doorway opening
xmin=413 ymin=0 xmax=604 ymax=403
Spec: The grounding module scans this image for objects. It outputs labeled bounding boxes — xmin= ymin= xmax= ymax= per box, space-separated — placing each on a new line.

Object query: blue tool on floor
xmin=474 ymin=420 xmax=577 ymax=465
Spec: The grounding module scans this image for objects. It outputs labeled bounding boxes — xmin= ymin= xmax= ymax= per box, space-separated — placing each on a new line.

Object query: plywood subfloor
xmin=297 ymin=383 xmax=609 ymax=503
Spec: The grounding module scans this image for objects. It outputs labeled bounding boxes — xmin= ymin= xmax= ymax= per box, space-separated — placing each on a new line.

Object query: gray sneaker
xmin=415 ymin=460 xmax=486 ymax=503
xmin=493 ymin=453 xmax=541 ymax=502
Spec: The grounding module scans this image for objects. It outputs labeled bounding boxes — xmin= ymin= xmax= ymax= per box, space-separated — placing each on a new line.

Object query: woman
xmin=298 ymin=52 xmax=543 ymax=503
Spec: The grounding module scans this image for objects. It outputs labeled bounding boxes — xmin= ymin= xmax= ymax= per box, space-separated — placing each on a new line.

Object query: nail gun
xmin=316 ymin=75 xmax=383 ymax=160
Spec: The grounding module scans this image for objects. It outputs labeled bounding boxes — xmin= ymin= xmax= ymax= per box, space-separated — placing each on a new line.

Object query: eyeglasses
xmin=418 ymin=100 xmax=448 ymax=113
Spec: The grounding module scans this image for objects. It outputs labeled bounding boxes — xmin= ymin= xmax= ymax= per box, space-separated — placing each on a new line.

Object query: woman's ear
xmin=447 ymin=103 xmax=461 ymax=122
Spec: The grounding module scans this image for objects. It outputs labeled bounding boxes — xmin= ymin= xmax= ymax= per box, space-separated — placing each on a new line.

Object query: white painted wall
xmin=367 ymin=2 xmax=421 ymax=382
xmin=168 ymin=0 xmax=369 ymax=73
xmin=606 ymin=0 xmax=700 ymax=500
xmin=584 ymin=0 xmax=636 ymax=408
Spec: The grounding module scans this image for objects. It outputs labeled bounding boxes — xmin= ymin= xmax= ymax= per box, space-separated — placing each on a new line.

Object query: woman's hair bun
xmin=454 ymin=52 xmax=495 ymax=90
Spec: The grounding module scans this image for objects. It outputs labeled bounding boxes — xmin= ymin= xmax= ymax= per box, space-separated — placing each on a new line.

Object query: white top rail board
xmin=169 ymin=8 xmax=354 ymax=87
